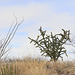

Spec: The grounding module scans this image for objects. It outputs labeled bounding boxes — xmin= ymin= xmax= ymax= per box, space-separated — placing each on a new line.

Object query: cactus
xmin=28 ymin=27 xmax=70 ymax=62
xmin=0 ymin=17 xmax=24 ymax=60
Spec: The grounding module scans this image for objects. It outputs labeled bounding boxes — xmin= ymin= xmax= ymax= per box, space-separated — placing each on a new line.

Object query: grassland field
xmin=0 ymin=57 xmax=75 ymax=75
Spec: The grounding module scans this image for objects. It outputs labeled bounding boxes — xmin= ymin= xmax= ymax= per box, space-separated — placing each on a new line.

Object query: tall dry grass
xmin=0 ymin=58 xmax=75 ymax=75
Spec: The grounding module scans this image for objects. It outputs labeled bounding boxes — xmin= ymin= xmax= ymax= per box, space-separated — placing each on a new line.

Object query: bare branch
xmin=0 ymin=17 xmax=24 ymax=60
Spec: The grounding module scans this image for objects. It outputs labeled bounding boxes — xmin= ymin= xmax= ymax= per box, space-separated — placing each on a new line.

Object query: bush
xmin=28 ymin=27 xmax=70 ymax=62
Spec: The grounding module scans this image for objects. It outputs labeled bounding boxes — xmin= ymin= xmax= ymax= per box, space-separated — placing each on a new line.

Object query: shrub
xmin=28 ymin=27 xmax=70 ymax=62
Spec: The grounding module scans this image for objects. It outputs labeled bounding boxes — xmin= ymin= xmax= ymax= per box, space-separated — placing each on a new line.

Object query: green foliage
xmin=28 ymin=27 xmax=70 ymax=62
xmin=0 ymin=64 xmax=18 ymax=75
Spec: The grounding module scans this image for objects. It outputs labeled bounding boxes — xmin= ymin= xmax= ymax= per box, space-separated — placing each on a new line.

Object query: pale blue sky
xmin=0 ymin=0 xmax=75 ymax=61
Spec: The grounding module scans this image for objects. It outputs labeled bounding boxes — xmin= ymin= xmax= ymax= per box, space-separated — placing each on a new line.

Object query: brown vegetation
xmin=0 ymin=58 xmax=75 ymax=75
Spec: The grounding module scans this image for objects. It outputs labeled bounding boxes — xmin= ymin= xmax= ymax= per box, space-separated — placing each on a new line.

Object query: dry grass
xmin=0 ymin=58 xmax=75 ymax=75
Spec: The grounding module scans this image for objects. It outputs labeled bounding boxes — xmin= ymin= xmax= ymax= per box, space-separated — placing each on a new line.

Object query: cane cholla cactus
xmin=0 ymin=17 xmax=24 ymax=60
xmin=28 ymin=27 xmax=70 ymax=62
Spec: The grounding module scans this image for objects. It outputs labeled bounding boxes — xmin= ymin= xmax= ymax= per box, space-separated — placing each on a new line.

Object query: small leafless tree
xmin=65 ymin=33 xmax=75 ymax=56
xmin=70 ymin=36 xmax=75 ymax=55
xmin=0 ymin=17 xmax=24 ymax=60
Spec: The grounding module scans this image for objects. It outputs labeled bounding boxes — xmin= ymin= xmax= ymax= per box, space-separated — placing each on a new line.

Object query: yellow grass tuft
xmin=0 ymin=58 xmax=75 ymax=75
